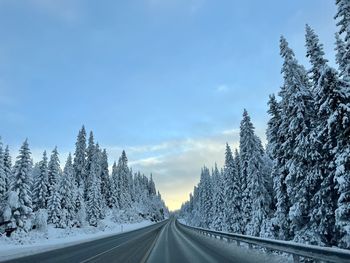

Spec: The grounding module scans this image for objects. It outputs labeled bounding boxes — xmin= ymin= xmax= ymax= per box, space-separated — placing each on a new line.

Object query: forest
xmin=180 ymin=0 xmax=350 ymax=249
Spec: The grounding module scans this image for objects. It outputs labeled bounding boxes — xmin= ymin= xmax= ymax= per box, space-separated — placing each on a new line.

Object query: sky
xmin=0 ymin=0 xmax=338 ymax=210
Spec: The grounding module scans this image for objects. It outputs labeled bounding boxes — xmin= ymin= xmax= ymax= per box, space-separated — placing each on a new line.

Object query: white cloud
xmin=215 ymin=84 xmax=229 ymax=93
xmin=104 ymin=129 xmax=241 ymax=211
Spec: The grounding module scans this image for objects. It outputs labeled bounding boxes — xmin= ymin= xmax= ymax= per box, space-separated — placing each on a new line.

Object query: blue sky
xmin=0 ymin=0 xmax=337 ymax=210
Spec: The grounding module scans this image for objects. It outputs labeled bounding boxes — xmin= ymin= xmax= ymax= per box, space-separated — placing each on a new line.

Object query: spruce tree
xmin=198 ymin=166 xmax=212 ymax=228
xmin=48 ymin=183 xmax=62 ymax=227
xmin=117 ymin=151 xmax=131 ymax=209
xmin=211 ymin=163 xmax=225 ymax=231
xmin=10 ymin=139 xmax=33 ymax=231
xmin=223 ymin=144 xmax=241 ymax=233
xmin=4 ymin=145 xmax=12 ymax=192
xmin=0 ymin=138 xmax=5 ymax=200
xmin=73 ymin=126 xmax=86 ymax=188
xmin=305 ymin=24 xmax=328 ymax=87
xmin=279 ymin=36 xmax=314 ymax=241
xmin=239 ymin=109 xmax=256 ymax=234
xmin=335 ymin=0 xmax=350 ymax=80
xmin=60 ymin=154 xmax=76 ymax=227
xmin=48 ymin=147 xmax=61 ymax=199
xmin=110 ymin=161 xmax=119 ymax=208
xmin=86 ymin=173 xmax=101 ymax=227
xmin=33 ymin=151 xmax=49 ymax=211
xmin=335 ymin=33 xmax=347 ymax=77
xmin=100 ymin=149 xmax=111 ymax=206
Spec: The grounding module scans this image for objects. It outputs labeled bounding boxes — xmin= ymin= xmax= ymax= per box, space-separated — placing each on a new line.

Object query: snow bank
xmin=0 ymin=214 xmax=154 ymax=262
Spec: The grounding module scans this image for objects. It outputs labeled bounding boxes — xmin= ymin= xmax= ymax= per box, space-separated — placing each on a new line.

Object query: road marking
xmin=79 ymin=223 xmax=166 ymax=263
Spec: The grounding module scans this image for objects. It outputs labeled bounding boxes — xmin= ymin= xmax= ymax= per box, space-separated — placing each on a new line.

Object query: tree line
xmin=180 ymin=0 xmax=350 ymax=249
xmin=0 ymin=126 xmax=168 ymax=236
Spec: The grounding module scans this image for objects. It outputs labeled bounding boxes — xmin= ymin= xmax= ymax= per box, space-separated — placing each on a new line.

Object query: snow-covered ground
xmin=0 ymin=214 xmax=154 ymax=262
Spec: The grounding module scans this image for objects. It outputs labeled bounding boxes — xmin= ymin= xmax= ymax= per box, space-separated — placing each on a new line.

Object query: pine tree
xmin=10 ymin=139 xmax=33 ymax=231
xmin=223 ymin=145 xmax=241 ymax=233
xmin=148 ymin=174 xmax=156 ymax=196
xmin=210 ymin=163 xmax=225 ymax=231
xmin=239 ymin=109 xmax=256 ymax=234
xmin=279 ymin=36 xmax=314 ymax=240
xmin=247 ymin=136 xmax=272 ymax=237
xmin=305 ymin=24 xmax=328 ymax=87
xmin=86 ymin=173 xmax=102 ymax=227
xmin=117 ymin=151 xmax=131 ymax=209
xmin=198 ymin=166 xmax=212 ymax=228
xmin=60 ymin=154 xmax=76 ymax=227
xmin=110 ymin=161 xmax=119 ymax=208
xmin=84 ymin=131 xmax=95 ymax=199
xmin=335 ymin=33 xmax=347 ymax=76
xmin=100 ymin=149 xmax=111 ymax=206
xmin=0 ymin=138 xmax=6 ymax=200
xmin=73 ymin=126 xmax=87 ymax=188
xmin=48 ymin=183 xmax=62 ymax=227
xmin=335 ymin=0 xmax=350 ymax=80
xmin=4 ymin=146 xmax=12 ymax=192
xmin=33 ymin=151 xmax=49 ymax=211
xmin=48 ymin=147 xmax=61 ymax=199
xmin=335 ymin=0 xmax=350 ymax=41
xmin=305 ymin=27 xmax=344 ymax=246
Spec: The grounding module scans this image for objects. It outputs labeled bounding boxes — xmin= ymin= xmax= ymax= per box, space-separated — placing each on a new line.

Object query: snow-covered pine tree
xmin=210 ymin=163 xmax=225 ymax=231
xmin=334 ymin=0 xmax=350 ymax=249
xmin=0 ymin=138 xmax=6 ymax=200
xmin=86 ymin=172 xmax=102 ymax=227
xmin=248 ymin=135 xmax=272 ymax=237
xmin=335 ymin=0 xmax=350 ymax=41
xmin=47 ymin=183 xmax=62 ymax=228
xmin=223 ymin=144 xmax=241 ymax=233
xmin=60 ymin=154 xmax=76 ymax=227
xmin=268 ymin=97 xmax=291 ymax=240
xmin=335 ymin=33 xmax=347 ymax=76
xmin=116 ymin=151 xmax=131 ymax=209
xmin=148 ymin=174 xmax=156 ymax=196
xmin=84 ymin=131 xmax=95 ymax=199
xmin=335 ymin=0 xmax=350 ymax=81
xmin=100 ymin=149 xmax=111 ymax=207
xmin=279 ymin=36 xmax=314 ymax=241
xmin=128 ymin=168 xmax=134 ymax=202
xmin=239 ymin=109 xmax=256 ymax=234
xmin=48 ymin=147 xmax=61 ymax=199
xmin=305 ymin=24 xmax=328 ymax=87
xmin=73 ymin=126 xmax=87 ymax=188
xmin=4 ymin=145 xmax=12 ymax=192
xmin=198 ymin=166 xmax=212 ymax=228
xmin=110 ymin=161 xmax=119 ymax=208
xmin=33 ymin=151 xmax=49 ymax=211
xmin=305 ymin=26 xmax=342 ymax=246
xmin=9 ymin=139 xmax=33 ymax=231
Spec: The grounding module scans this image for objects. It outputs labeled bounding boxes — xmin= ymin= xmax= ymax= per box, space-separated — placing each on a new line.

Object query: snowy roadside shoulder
xmin=0 ymin=215 xmax=154 ymax=262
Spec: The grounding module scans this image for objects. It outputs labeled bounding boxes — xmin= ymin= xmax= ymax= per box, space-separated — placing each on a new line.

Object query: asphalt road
xmin=3 ymin=220 xmax=166 ymax=263
xmin=3 ymin=218 xmax=284 ymax=263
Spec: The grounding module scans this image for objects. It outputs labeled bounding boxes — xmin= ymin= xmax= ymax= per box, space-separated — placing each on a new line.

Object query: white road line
xmin=79 ymin=224 xmax=164 ymax=263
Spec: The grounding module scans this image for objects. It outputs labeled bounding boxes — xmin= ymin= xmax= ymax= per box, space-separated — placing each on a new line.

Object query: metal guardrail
xmin=177 ymin=220 xmax=350 ymax=263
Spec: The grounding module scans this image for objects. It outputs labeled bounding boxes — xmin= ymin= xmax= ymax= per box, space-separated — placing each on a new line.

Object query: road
xmin=3 ymin=218 xmax=284 ymax=263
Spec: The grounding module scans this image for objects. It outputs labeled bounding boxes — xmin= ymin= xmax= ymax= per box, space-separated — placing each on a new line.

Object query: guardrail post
xmin=220 ymin=236 xmax=223 ymax=240
xmin=292 ymin=254 xmax=300 ymax=263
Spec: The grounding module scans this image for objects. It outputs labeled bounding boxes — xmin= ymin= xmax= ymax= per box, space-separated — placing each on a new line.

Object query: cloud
xmin=215 ymin=84 xmax=229 ymax=93
xmin=105 ymin=129 xmax=240 ymax=211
